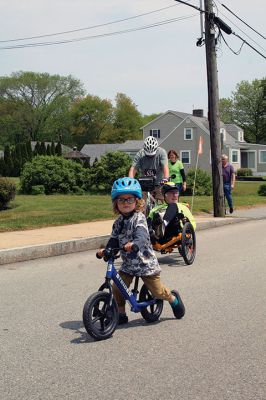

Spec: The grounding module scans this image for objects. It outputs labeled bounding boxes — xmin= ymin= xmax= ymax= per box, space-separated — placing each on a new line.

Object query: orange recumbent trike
xmin=138 ymin=176 xmax=196 ymax=265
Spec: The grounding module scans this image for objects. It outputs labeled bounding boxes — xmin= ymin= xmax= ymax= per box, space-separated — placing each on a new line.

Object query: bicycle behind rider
xmin=128 ymin=136 xmax=169 ymax=201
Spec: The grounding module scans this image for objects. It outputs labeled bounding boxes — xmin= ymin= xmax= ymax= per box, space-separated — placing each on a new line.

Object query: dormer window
xmin=149 ymin=129 xmax=160 ymax=138
xmin=184 ymin=128 xmax=193 ymax=140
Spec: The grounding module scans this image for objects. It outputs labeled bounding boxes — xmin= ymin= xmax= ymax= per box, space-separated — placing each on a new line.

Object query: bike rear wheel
xmin=181 ymin=222 xmax=196 ymax=265
xmin=83 ymin=291 xmax=118 ymax=340
xmin=139 ymin=284 xmax=163 ymax=322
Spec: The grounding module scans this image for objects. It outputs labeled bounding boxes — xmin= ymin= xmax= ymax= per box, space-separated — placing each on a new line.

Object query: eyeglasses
xmin=117 ymin=197 xmax=136 ymax=204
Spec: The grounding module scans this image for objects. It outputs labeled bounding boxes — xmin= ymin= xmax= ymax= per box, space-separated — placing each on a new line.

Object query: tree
xmin=3 ymin=145 xmax=13 ymax=176
xmin=141 ymin=113 xmax=162 ymax=127
xmin=55 ymin=142 xmax=62 ymax=156
xmin=34 ymin=141 xmax=40 ymax=155
xmin=0 ymin=71 xmax=85 ymax=144
xmin=90 ymin=151 xmax=132 ymax=190
xmin=46 ymin=144 xmax=51 ymax=156
xmin=51 ymin=141 xmax=56 ymax=156
xmin=111 ymin=93 xmax=142 ymax=141
xmin=219 ymin=78 xmax=266 ymax=144
xmin=39 ymin=142 xmax=47 ymax=155
xmin=26 ymin=141 xmax=33 ymax=160
xmin=219 ymin=98 xmax=235 ymax=124
xmin=70 ymin=95 xmax=114 ymax=147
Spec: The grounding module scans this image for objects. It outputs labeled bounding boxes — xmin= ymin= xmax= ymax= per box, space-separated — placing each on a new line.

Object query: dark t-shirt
xmin=222 ymin=163 xmax=235 ymax=184
xmin=132 ymin=147 xmax=168 ymax=185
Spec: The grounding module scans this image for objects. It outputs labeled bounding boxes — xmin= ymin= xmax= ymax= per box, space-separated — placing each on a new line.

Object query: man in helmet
xmin=148 ymin=182 xmax=196 ymax=243
xmin=128 ymin=136 xmax=169 ymax=201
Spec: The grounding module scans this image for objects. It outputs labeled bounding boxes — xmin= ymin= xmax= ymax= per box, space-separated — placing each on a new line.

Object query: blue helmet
xmin=111 ymin=177 xmax=142 ymax=200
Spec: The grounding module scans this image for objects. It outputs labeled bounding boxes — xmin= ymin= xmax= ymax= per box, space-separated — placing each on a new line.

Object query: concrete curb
xmin=0 ymin=217 xmax=252 ymax=266
xmin=0 ymin=235 xmax=110 ymax=266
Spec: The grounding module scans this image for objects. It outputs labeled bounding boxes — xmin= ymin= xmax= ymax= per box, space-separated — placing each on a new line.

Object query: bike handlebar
xmin=96 ymin=244 xmax=139 ymax=260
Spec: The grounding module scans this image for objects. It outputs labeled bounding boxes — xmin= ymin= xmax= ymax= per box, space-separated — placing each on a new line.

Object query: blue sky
xmin=1 ymin=0 xmax=265 ymax=115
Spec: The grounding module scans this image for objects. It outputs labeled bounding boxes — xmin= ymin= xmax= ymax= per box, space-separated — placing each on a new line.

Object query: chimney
xmin=192 ymin=109 xmax=204 ymax=118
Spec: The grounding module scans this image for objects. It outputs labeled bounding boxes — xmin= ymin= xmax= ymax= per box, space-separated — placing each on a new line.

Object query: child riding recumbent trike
xmin=138 ymin=177 xmax=196 ymax=265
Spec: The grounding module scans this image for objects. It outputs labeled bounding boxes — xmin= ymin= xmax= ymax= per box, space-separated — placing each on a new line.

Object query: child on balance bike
xmin=97 ymin=177 xmax=185 ymax=325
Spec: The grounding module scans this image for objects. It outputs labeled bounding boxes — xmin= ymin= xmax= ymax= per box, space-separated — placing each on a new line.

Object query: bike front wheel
xmin=83 ymin=291 xmax=118 ymax=340
xmin=139 ymin=284 xmax=164 ymax=322
xmin=181 ymin=222 xmax=196 ymax=265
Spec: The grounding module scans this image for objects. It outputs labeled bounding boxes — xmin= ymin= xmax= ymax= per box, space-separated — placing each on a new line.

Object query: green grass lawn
xmin=1 ymin=181 xmax=266 ymax=232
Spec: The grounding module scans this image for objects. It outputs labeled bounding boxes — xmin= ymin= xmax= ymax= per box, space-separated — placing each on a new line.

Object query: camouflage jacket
xmin=106 ymin=211 xmax=161 ymax=276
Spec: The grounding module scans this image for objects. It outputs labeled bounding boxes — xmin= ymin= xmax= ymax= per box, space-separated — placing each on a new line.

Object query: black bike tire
xmin=83 ymin=291 xmax=118 ymax=340
xmin=139 ymin=284 xmax=163 ymax=322
xmin=181 ymin=222 xmax=196 ymax=265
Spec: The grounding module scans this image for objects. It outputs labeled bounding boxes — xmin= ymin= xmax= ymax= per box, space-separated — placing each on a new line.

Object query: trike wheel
xmin=181 ymin=222 xmax=196 ymax=265
xmin=139 ymin=284 xmax=163 ymax=322
xmin=83 ymin=291 xmax=118 ymax=340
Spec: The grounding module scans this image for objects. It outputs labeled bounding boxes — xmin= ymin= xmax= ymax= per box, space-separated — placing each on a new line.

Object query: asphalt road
xmin=1 ymin=220 xmax=266 ymax=400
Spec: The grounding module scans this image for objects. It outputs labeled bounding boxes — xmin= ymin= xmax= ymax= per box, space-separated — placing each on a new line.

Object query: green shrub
xmin=31 ymin=185 xmax=45 ymax=195
xmin=0 ymin=177 xmax=16 ymax=210
xmin=186 ymin=168 xmax=212 ymax=196
xmin=72 ymin=186 xmax=85 ymax=195
xmin=20 ymin=156 xmax=88 ymax=194
xmin=89 ymin=151 xmax=132 ymax=191
xmin=237 ymin=168 xmax=253 ymax=177
xmin=258 ymin=184 xmax=266 ymax=196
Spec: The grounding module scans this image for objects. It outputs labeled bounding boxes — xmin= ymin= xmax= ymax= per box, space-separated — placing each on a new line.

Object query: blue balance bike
xmin=82 ymin=245 xmax=185 ymax=341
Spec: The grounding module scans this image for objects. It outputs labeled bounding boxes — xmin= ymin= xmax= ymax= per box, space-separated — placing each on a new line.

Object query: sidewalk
xmin=1 ymin=206 xmax=266 ymax=265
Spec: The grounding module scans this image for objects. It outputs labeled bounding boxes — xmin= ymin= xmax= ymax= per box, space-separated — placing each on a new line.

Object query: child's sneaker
xmin=170 ymin=290 xmax=185 ymax=319
xmin=118 ymin=313 xmax=128 ymax=325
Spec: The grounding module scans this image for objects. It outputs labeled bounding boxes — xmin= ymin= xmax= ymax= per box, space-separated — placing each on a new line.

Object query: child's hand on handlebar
xmin=96 ymin=248 xmax=105 ymax=258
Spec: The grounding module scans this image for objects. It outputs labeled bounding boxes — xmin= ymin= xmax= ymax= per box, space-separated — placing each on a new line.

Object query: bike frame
xmin=99 ymin=257 xmax=158 ymax=313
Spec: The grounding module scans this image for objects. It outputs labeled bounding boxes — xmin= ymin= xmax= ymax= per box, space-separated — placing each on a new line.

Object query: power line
xmin=0 ymin=3 xmax=184 ymax=43
xmin=231 ymin=31 xmax=266 ymax=60
xmin=216 ymin=9 xmax=266 ymax=52
xmin=213 ymin=13 xmax=266 ymax=59
xmin=219 ymin=30 xmax=245 ymax=55
xmin=174 ymin=0 xmax=205 ymax=13
xmin=0 ymin=14 xmax=198 ymax=50
xmin=221 ymin=3 xmax=265 ymax=40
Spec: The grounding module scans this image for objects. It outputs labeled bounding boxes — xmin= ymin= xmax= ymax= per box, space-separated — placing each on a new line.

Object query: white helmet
xmin=143 ymin=136 xmax=158 ymax=156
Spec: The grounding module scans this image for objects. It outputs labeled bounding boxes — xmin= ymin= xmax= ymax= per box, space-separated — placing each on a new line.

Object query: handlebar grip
xmin=96 ymin=253 xmax=102 ymax=259
xmin=131 ymin=244 xmax=139 ymax=253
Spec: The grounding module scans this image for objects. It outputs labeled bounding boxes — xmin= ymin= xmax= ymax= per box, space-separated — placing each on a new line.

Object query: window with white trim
xmin=149 ymin=129 xmax=160 ymax=138
xmin=238 ymin=131 xmax=244 ymax=142
xmin=259 ymin=150 xmax=266 ymax=163
xmin=184 ymin=128 xmax=193 ymax=140
xmin=220 ymin=128 xmax=226 ymax=142
xmin=231 ymin=149 xmax=239 ymax=163
xmin=181 ymin=150 xmax=191 ymax=164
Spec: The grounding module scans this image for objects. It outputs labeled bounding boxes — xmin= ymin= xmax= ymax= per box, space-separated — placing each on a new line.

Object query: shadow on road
xmin=60 ymin=316 xmax=175 ymax=343
xmin=158 ymin=253 xmax=190 ymax=267
xmin=59 ymin=320 xmax=94 ymax=344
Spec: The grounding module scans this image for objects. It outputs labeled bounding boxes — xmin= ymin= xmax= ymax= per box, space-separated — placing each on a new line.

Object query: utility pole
xmin=204 ymin=0 xmax=224 ymax=217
